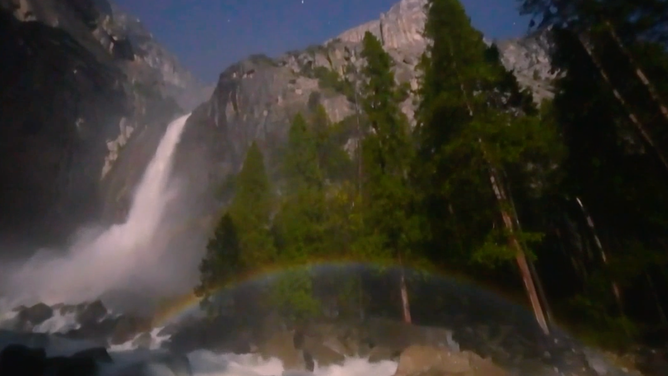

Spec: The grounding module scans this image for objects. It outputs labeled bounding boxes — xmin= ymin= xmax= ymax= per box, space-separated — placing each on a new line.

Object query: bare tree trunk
xmin=398 ymin=253 xmax=412 ymax=323
xmin=359 ymin=275 xmax=365 ymax=320
xmin=603 ymin=21 xmax=668 ymax=122
xmin=505 ymin=177 xmax=555 ymax=329
xmin=575 ymin=33 xmax=668 ymax=173
xmin=574 ymin=197 xmax=626 ymax=316
xmin=486 ymin=159 xmax=550 ymax=335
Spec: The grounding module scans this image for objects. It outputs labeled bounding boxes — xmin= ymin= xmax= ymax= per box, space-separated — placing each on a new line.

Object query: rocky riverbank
xmin=3 ymin=299 xmax=667 ymax=375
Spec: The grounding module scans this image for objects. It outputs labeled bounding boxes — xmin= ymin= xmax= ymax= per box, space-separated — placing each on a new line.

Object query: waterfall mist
xmin=0 ymin=114 xmax=197 ymax=313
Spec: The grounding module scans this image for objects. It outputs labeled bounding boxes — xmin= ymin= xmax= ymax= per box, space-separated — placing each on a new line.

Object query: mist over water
xmin=0 ymin=113 xmax=192 ymax=311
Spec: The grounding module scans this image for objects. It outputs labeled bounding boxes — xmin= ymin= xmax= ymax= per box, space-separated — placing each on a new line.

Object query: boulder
xmin=18 ymin=303 xmax=53 ymax=326
xmin=368 ymin=346 xmax=402 ymax=362
xmin=71 ymin=346 xmax=113 ymax=363
xmin=302 ymin=338 xmax=345 ymax=367
xmin=394 ymin=345 xmax=507 ymax=376
xmin=258 ymin=330 xmax=304 ymax=370
xmin=76 ymin=300 xmax=108 ymax=326
xmin=109 ymin=315 xmax=152 ymax=344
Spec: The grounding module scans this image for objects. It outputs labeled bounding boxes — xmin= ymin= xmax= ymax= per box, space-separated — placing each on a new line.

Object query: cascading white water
xmin=1 ymin=113 xmax=191 ymax=307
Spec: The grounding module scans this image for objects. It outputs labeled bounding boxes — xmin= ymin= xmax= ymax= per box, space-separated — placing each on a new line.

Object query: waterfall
xmin=1 ymin=113 xmax=191 ymax=308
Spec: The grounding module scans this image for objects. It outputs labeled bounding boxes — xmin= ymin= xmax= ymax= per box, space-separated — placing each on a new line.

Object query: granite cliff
xmin=175 ymin=0 xmax=555 ymax=217
xmin=0 ymin=0 xmax=554 ymax=249
xmin=0 ymin=0 xmax=210 ymax=249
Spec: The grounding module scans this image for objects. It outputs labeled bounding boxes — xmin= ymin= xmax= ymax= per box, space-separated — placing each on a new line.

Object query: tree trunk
xmin=398 ymin=253 xmax=412 ymax=323
xmin=603 ymin=21 xmax=668 ymax=122
xmin=574 ymin=197 xmax=626 ymax=316
xmin=575 ymin=33 xmax=668 ymax=173
xmin=486 ymin=158 xmax=550 ymax=335
xmin=505 ymin=177 xmax=555 ymax=329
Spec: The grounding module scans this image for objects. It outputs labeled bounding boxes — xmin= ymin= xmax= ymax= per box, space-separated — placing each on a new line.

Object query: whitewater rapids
xmin=0 ymin=308 xmax=398 ymax=376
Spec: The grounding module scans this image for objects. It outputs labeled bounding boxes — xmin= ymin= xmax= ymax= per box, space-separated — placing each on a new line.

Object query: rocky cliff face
xmin=0 ymin=0 xmax=209 ymax=249
xmin=175 ymin=0 xmax=555 ymax=212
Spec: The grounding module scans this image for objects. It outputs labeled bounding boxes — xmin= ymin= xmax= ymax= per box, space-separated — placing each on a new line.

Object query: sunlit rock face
xmin=174 ymin=0 xmax=555 ymax=214
xmin=0 ymin=0 xmax=209 ymax=249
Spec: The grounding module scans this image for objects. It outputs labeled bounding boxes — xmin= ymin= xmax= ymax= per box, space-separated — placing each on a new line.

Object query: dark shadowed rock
xmin=44 ymin=355 xmax=98 ymax=376
xmin=18 ymin=303 xmax=53 ymax=325
xmin=166 ymin=315 xmax=252 ymax=354
xmin=258 ymin=330 xmax=304 ymax=370
xmin=76 ymin=300 xmax=108 ymax=326
xmin=109 ymin=315 xmax=152 ymax=344
xmin=0 ymin=343 xmax=108 ymax=376
xmin=0 ymin=344 xmax=46 ymax=376
xmin=0 ymin=0 xmax=207 ymax=250
xmin=71 ymin=346 xmax=112 ymax=363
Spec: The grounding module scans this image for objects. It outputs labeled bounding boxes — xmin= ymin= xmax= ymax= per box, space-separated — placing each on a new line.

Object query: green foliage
xmin=311 ymin=105 xmax=355 ymax=181
xmin=395 ymin=81 xmax=412 ymax=103
xmin=228 ymin=142 xmax=277 ymax=267
xmin=312 ymin=66 xmax=356 ymax=101
xmin=192 ymin=0 xmax=668 ymax=346
xmin=283 ymin=113 xmax=322 ymax=190
xmin=472 ymin=230 xmax=544 ymax=267
xmin=194 ymin=212 xmax=241 ymax=307
xmin=269 ymin=269 xmax=322 ymax=323
xmin=354 ymin=31 xmax=424 ymax=265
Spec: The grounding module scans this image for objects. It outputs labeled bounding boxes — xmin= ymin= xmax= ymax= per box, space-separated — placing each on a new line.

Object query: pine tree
xmin=415 ymin=0 xmax=564 ymax=334
xmin=357 ymin=31 xmax=423 ymax=323
xmin=194 ymin=212 xmax=241 ymax=311
xmin=283 ymin=113 xmax=321 ymax=192
xmin=545 ymin=24 xmax=668 ymax=340
xmin=275 ymin=113 xmax=327 ymax=262
xmin=519 ymin=0 xmax=668 ymax=171
xmin=310 ymin=104 xmax=353 ymax=181
xmin=229 ymin=141 xmax=276 ymax=267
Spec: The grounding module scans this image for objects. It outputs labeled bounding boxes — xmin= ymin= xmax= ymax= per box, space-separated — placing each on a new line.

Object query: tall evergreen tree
xmin=228 ymin=141 xmax=276 ymax=267
xmin=310 ymin=104 xmax=353 ymax=182
xmin=283 ymin=113 xmax=322 ymax=192
xmin=519 ymin=0 xmax=668 ymax=171
xmin=275 ymin=113 xmax=327 ymax=261
xmin=415 ymin=0 xmax=563 ymax=334
xmin=543 ymin=22 xmax=668 ymax=339
xmin=357 ymin=31 xmax=423 ymax=322
xmin=194 ymin=212 xmax=241 ymax=312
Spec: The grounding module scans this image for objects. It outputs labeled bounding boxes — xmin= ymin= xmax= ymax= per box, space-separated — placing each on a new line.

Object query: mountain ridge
xmin=0 ymin=0 xmax=209 ymax=249
xmin=169 ymin=0 xmax=556 ymax=223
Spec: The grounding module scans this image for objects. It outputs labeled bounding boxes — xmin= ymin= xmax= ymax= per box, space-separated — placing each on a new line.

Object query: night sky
xmin=113 ymin=0 xmax=530 ymax=83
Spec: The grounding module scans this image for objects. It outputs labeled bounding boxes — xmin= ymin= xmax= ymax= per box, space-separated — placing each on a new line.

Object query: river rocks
xmin=75 ymin=300 xmax=108 ymax=326
xmin=394 ymin=345 xmax=507 ymax=376
xmin=17 ymin=303 xmax=53 ymax=326
xmin=1 ymin=301 xmax=160 ymax=349
xmin=258 ymin=330 xmax=305 ymax=370
xmin=71 ymin=346 xmax=113 ymax=362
